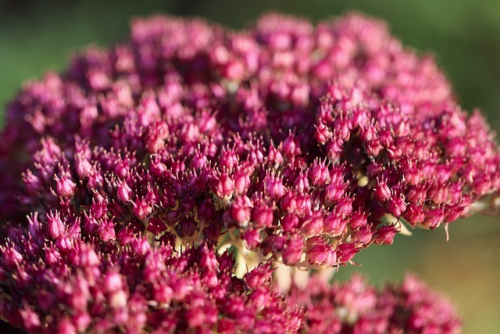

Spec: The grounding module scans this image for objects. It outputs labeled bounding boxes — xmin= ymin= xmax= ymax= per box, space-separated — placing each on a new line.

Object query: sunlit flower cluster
xmin=0 ymin=11 xmax=494 ymax=333
xmin=0 ymin=227 xmax=302 ymax=333
xmin=289 ymin=274 xmax=462 ymax=334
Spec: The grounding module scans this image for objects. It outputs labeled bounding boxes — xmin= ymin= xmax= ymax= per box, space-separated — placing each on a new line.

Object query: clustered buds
xmin=0 ymin=10 xmax=494 ymax=333
xmin=288 ymin=273 xmax=462 ymax=334
xmin=0 ymin=225 xmax=302 ymax=333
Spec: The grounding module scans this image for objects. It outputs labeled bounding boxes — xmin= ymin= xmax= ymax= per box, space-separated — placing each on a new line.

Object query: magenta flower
xmin=0 ymin=225 xmax=302 ymax=333
xmin=0 ymin=11 xmax=497 ymax=333
xmin=2 ymin=12 xmax=497 ymax=270
xmin=288 ymin=273 xmax=462 ymax=334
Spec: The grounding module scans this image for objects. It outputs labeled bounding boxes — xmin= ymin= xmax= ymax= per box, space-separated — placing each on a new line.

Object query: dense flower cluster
xmin=0 ymin=225 xmax=302 ymax=333
xmin=0 ymin=11 xmax=494 ymax=333
xmin=288 ymin=273 xmax=462 ymax=334
xmin=1 ymin=13 xmax=498 ymax=270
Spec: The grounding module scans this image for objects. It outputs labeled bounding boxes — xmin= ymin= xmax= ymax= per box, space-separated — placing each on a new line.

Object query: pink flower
xmin=288 ymin=273 xmax=462 ymax=334
xmin=0 ymin=11 xmax=497 ymax=332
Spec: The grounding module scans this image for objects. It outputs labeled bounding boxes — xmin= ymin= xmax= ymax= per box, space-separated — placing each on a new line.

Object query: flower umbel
xmin=288 ymin=273 xmax=462 ymax=333
xmin=0 ymin=11 xmax=496 ymax=333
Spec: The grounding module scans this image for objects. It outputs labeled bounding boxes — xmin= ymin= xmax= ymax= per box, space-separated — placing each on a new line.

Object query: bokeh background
xmin=1 ymin=0 xmax=499 ymax=332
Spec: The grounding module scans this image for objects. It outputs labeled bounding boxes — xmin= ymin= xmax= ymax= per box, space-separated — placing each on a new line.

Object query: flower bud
xmin=306 ymin=237 xmax=337 ymax=268
xmin=425 ymin=207 xmax=445 ymax=229
xmin=374 ymin=178 xmax=392 ymax=202
xmin=373 ymin=225 xmax=398 ymax=245
xmin=282 ymin=134 xmax=301 ymax=159
xmin=281 ymin=213 xmax=300 ymax=232
xmin=23 ymin=170 xmax=43 ymax=194
xmin=47 ymin=211 xmax=65 ymax=239
xmin=220 ymin=147 xmax=239 ymax=171
xmin=323 ymin=182 xmax=345 ymax=205
xmin=308 ymin=159 xmax=331 ymax=186
xmin=263 ymin=172 xmax=285 ymax=200
xmin=55 ymin=172 xmax=76 ymax=199
xmin=75 ymin=153 xmax=93 ymax=179
xmin=97 ymin=218 xmax=116 ymax=242
xmin=132 ymin=198 xmax=152 ymax=221
xmin=211 ymin=171 xmax=235 ymax=199
xmin=314 ymin=123 xmax=333 ymax=145
xmin=267 ymin=144 xmax=284 ymax=168
xmin=349 ymin=211 xmax=368 ymax=231
xmin=428 ymin=182 xmax=449 ymax=205
xmin=352 ymin=226 xmax=373 ymax=244
xmin=230 ymin=196 xmax=252 ymax=227
xmin=2 ymin=248 xmax=23 ymax=268
xmin=293 ymin=172 xmax=310 ymax=192
xmin=387 ymin=195 xmax=407 ymax=217
xmin=242 ymin=228 xmax=262 ymax=249
xmin=337 ymin=243 xmax=359 ymax=263
xmin=245 ymin=263 xmax=273 ymax=290
xmin=403 ymin=204 xmax=425 ymax=225
xmin=251 ymin=202 xmax=274 ymax=228
xmin=233 ymin=167 xmax=252 ymax=195
xmin=301 ymin=212 xmax=324 ymax=237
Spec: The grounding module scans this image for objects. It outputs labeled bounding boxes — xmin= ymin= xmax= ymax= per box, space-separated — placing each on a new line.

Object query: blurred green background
xmin=1 ymin=0 xmax=499 ymax=332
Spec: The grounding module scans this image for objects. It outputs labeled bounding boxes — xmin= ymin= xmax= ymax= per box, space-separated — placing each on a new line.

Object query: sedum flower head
xmin=0 ymin=14 xmax=500 ymax=268
xmin=0 ymin=223 xmax=302 ymax=333
xmin=0 ymin=11 xmax=495 ymax=332
xmin=288 ymin=273 xmax=462 ymax=334
xmin=1 ymin=12 xmax=497 ymax=270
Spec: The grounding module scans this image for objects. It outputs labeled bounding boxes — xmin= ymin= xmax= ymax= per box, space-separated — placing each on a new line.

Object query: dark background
xmin=1 ymin=1 xmax=499 ymax=332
